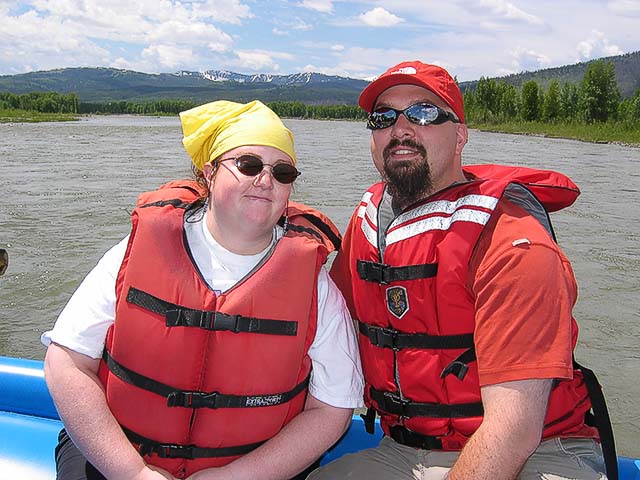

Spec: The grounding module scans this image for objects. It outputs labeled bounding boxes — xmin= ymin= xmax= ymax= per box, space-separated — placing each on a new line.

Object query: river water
xmin=0 ymin=116 xmax=638 ymax=456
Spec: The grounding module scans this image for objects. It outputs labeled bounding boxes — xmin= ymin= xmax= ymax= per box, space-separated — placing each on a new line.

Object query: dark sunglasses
xmin=367 ymin=103 xmax=460 ymax=130
xmin=0 ymin=249 xmax=7 ymax=276
xmin=219 ymin=154 xmax=301 ymax=184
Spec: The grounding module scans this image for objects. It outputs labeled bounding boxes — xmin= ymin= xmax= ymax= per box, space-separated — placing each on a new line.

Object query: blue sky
xmin=1 ymin=0 xmax=639 ymax=82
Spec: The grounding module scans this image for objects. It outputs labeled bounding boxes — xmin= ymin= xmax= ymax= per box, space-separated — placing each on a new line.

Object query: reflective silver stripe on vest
xmin=358 ymin=192 xmax=500 ymax=249
xmin=390 ymin=194 xmax=498 ymax=229
xmin=387 ymin=209 xmax=492 ymax=246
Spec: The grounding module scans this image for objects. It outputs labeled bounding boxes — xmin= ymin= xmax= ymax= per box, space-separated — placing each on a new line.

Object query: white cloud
xmin=292 ymin=19 xmax=313 ymax=30
xmin=299 ymin=0 xmax=333 ymax=14
xmin=576 ymin=30 xmax=623 ymax=61
xmin=235 ymin=51 xmax=278 ymax=71
xmin=190 ymin=0 xmax=253 ymax=24
xmin=359 ymin=7 xmax=404 ymax=27
xmin=146 ymin=21 xmax=232 ymax=47
xmin=0 ymin=0 xmax=637 ymax=81
xmin=232 ymin=50 xmax=294 ymax=72
xmin=510 ymin=47 xmax=551 ymax=73
xmin=472 ymin=0 xmax=544 ymax=25
xmin=301 ymin=62 xmax=367 ymax=78
xmin=0 ymin=0 xmax=249 ymax=73
xmin=0 ymin=9 xmax=112 ymax=72
xmin=608 ymin=0 xmax=640 ymax=16
xmin=141 ymin=44 xmax=198 ymax=69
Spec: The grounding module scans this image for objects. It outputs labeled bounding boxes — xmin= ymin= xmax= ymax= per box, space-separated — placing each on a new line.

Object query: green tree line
xmin=0 ymin=91 xmax=79 ymax=113
xmin=267 ymin=101 xmax=367 ymax=120
xmin=78 ymin=99 xmax=197 ymax=114
xmin=464 ymin=60 xmax=640 ymax=127
xmin=2 ymin=60 xmax=638 ymax=129
xmin=0 ymin=92 xmax=367 ymax=120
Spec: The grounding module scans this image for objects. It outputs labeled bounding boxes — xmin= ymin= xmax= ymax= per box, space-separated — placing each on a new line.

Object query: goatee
xmin=382 ymin=139 xmax=432 ymax=207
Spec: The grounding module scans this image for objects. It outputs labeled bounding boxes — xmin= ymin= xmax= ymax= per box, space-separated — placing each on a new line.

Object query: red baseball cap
xmin=358 ymin=61 xmax=465 ymax=123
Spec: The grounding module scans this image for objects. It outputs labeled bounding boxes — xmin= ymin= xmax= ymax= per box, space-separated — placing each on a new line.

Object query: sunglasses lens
xmin=0 ymin=249 xmax=7 ymax=276
xmin=235 ymin=155 xmax=264 ymax=176
xmin=272 ymin=164 xmax=300 ymax=184
xmin=406 ymin=104 xmax=439 ymax=125
xmin=234 ymin=155 xmax=299 ymax=184
xmin=368 ymin=109 xmax=397 ymax=130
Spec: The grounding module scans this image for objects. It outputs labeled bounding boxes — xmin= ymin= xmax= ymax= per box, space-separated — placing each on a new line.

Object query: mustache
xmin=383 ymin=138 xmax=427 ymax=160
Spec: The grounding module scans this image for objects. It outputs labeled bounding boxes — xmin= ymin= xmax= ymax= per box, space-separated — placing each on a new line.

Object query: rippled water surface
xmin=1 ymin=116 xmax=638 ymax=455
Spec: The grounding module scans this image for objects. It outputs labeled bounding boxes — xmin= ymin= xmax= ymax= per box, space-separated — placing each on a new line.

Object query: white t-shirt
xmin=42 ymin=213 xmax=364 ymax=409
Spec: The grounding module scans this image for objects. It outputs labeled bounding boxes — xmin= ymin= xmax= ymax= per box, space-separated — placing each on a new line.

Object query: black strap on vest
xmin=440 ymin=347 xmax=477 ymax=381
xmin=103 ymin=349 xmax=309 ymax=409
xmin=122 ymin=425 xmax=264 ymax=459
xmin=127 ymin=287 xmax=298 ymax=336
xmin=357 ymin=260 xmax=438 ymax=284
xmin=369 ymin=387 xmax=484 ymax=419
xmin=359 ymin=322 xmax=474 ymax=350
xmin=360 ymin=406 xmax=378 ymax=434
xmin=388 ymin=425 xmax=444 ymax=450
xmin=574 ymin=360 xmax=618 ymax=480
xmin=299 ymin=213 xmax=342 ymax=251
xmin=282 ymin=221 xmax=324 ymax=243
xmin=139 ymin=198 xmax=193 ymax=209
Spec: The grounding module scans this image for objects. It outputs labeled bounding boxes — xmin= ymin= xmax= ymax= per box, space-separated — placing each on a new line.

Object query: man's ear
xmin=455 ymin=124 xmax=468 ymax=155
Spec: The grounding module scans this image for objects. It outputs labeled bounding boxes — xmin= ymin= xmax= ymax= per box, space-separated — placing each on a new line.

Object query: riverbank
xmin=0 ymin=109 xmax=79 ymax=123
xmin=2 ymin=111 xmax=639 ymax=147
xmin=470 ymin=120 xmax=640 ymax=147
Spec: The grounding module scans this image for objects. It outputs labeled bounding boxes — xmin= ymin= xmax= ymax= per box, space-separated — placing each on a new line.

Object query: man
xmin=309 ymin=61 xmax=614 ymax=479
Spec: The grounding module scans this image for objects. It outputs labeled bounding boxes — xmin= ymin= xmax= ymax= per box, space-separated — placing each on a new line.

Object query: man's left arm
xmin=448 ymin=200 xmax=579 ymax=479
xmin=446 ymin=378 xmax=553 ymax=480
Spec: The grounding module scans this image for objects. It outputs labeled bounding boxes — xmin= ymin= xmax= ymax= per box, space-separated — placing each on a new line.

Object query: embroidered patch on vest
xmin=386 ymin=286 xmax=409 ymax=319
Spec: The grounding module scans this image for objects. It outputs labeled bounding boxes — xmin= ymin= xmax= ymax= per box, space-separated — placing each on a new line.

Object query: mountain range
xmin=0 ymin=51 xmax=638 ymax=105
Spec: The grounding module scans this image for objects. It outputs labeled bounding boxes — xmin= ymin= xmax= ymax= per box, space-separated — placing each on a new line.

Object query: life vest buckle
xmin=382 ymin=391 xmax=410 ymax=416
xmin=357 ymin=260 xmax=391 ymax=284
xmin=167 ymin=390 xmax=221 ymax=408
xmin=156 ymin=443 xmax=195 ymax=460
xmin=370 ymin=327 xmax=399 ymax=350
xmin=212 ymin=312 xmax=241 ymax=333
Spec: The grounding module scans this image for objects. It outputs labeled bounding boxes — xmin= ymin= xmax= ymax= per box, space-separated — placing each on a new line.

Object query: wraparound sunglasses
xmin=367 ymin=102 xmax=460 ymax=130
xmin=219 ymin=155 xmax=301 ymax=184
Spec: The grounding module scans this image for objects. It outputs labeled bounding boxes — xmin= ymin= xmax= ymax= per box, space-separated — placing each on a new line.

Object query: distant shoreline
xmin=474 ymin=128 xmax=639 ymax=148
xmin=2 ymin=111 xmax=638 ymax=148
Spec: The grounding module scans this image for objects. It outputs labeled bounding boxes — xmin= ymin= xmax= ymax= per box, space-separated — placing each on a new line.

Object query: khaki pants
xmin=307 ymin=436 xmax=607 ymax=480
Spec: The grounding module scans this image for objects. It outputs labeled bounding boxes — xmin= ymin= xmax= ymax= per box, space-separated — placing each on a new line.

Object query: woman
xmin=42 ymin=100 xmax=363 ymax=480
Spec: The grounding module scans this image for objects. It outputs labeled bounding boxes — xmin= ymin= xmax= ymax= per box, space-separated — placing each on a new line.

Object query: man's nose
xmin=390 ymin=113 xmax=416 ymax=138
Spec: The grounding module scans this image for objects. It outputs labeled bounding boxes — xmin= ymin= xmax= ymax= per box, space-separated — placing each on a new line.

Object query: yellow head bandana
xmin=180 ymin=100 xmax=296 ymax=170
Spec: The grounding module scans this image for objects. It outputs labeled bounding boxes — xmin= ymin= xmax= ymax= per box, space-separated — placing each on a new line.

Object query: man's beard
xmin=382 ymin=139 xmax=432 ymax=207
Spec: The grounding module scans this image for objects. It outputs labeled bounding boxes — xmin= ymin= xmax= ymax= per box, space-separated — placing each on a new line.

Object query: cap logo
xmin=391 ymin=67 xmax=417 ymax=75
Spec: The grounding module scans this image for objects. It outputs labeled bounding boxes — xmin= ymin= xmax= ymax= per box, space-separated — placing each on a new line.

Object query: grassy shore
xmin=469 ymin=120 xmax=640 ymax=147
xmin=0 ymin=109 xmax=80 ymax=123
xmin=2 ymin=109 xmax=638 ymax=147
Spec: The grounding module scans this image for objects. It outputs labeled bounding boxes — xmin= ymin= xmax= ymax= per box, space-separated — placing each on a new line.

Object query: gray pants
xmin=308 ymin=436 xmax=607 ymax=480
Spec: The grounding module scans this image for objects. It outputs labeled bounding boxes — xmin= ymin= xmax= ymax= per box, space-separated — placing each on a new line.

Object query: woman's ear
xmin=203 ymin=162 xmax=215 ymax=187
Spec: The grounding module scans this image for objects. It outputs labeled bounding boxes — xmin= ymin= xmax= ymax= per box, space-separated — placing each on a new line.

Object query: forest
xmin=1 ymin=60 xmax=638 ymax=142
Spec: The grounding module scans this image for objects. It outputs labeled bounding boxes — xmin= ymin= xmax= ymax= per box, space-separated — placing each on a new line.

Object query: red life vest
xmin=347 ymin=164 xmax=596 ymax=450
xmin=97 ymin=180 xmax=340 ymax=478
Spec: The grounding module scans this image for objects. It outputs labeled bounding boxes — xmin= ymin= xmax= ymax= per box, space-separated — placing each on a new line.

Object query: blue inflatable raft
xmin=1 ymin=356 xmax=638 ymax=479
